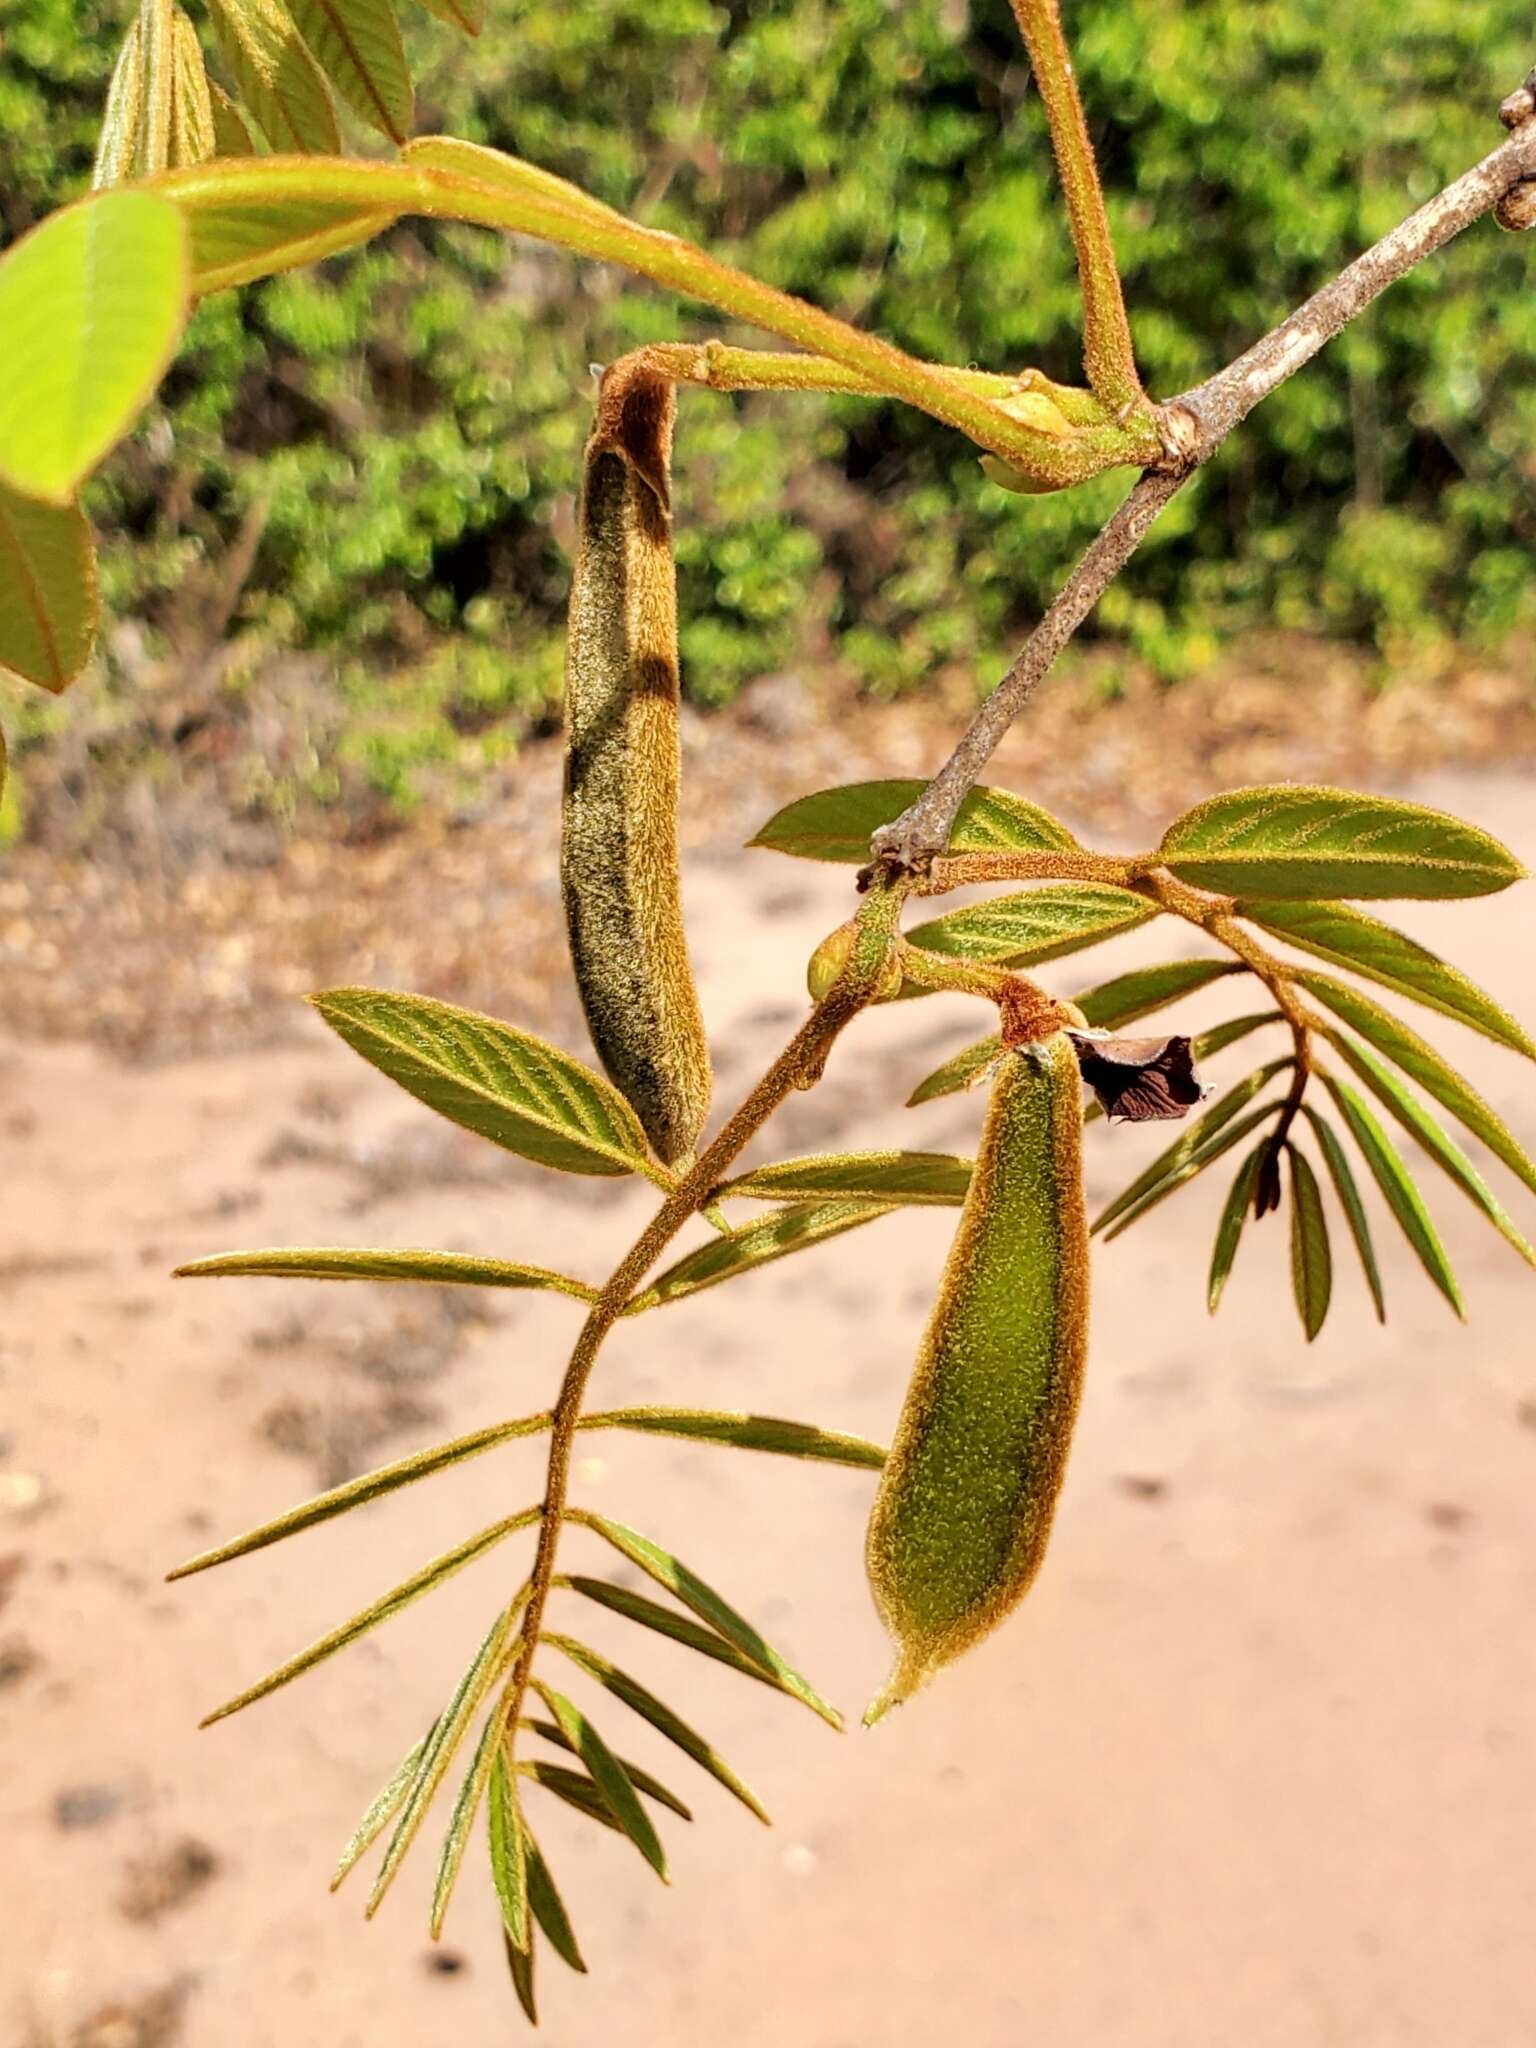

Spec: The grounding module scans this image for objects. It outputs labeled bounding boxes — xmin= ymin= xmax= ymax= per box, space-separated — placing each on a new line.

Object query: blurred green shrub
xmin=2 ymin=0 xmax=1532 ymax=808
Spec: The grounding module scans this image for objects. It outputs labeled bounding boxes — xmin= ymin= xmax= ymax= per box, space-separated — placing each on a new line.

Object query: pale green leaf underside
xmin=0 ymin=481 xmax=98 ymax=692
xmin=1159 ymin=784 xmax=1523 ymax=899
xmin=311 ymin=987 xmax=652 ymax=1176
xmin=904 ymin=883 xmax=1155 ymax=971
xmin=633 ymin=1198 xmax=895 ymax=1308
xmin=1287 ymin=1143 xmax=1332 ymax=1341
xmin=287 ymin=0 xmax=414 ymax=143
xmin=0 ymin=191 xmax=189 ymax=505
xmin=748 ymin=778 xmax=1077 ymax=863
xmin=1322 ymin=1075 xmax=1463 ymax=1316
xmin=722 ymin=1150 xmax=972 ymax=1207
xmin=1244 ymin=898 xmax=1536 ymax=1060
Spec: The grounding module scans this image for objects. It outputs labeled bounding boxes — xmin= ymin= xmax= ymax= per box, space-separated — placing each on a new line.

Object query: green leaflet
xmin=331 ymin=1725 xmax=433 ymax=1891
xmin=1073 ymin=955 xmax=1242 ymax=1029
xmin=204 ymin=0 xmax=342 ymax=152
xmin=525 ymin=1719 xmax=692 ymax=1820
xmin=748 ymin=778 xmax=1077 ymax=863
xmin=530 ymin=1688 xmax=668 ymax=1877
xmin=174 ymin=1244 xmax=600 ymax=1298
xmin=1207 ymin=1141 xmax=1267 ymax=1313
xmin=526 ymin=1829 xmax=585 ymax=1972
xmin=544 ymin=1636 xmax=769 ymax=1824
xmin=430 ymin=1694 xmax=511 ymax=1936
xmin=1092 ymin=1059 xmax=1292 ymax=1235
xmin=570 ymin=1512 xmax=840 ymax=1727
xmin=0 ymin=191 xmax=189 ymax=507
xmin=196 ymin=1511 xmax=536 ymax=1723
xmin=504 ymin=1926 xmax=537 ymax=2024
xmin=311 ymin=987 xmax=655 ymax=1177
xmin=1301 ymin=1105 xmax=1385 ymax=1321
xmin=208 ymin=79 xmax=263 ymax=157
xmin=1286 ymin=1144 xmax=1332 ymax=1340
xmin=1297 ymin=976 xmax=1536 ymax=1198
xmin=903 ymin=884 xmax=1155 ymax=972
xmin=0 ymin=481 xmax=98 ymax=692
xmin=286 ymin=0 xmax=414 ymax=143
xmin=583 ymin=1408 xmax=884 ymax=1467
xmin=721 ymin=1150 xmax=972 ymax=1207
xmin=555 ymin=1574 xmax=816 ymax=1699
xmin=487 ymin=1751 xmax=529 ymax=1951
xmin=632 ymin=1199 xmax=894 ymax=1308
xmin=1158 ymin=784 xmax=1523 ymax=900
xmin=1100 ymin=1102 xmax=1282 ymax=1243
xmin=906 ymin=1033 xmax=1000 ymax=1107
xmin=1321 ymin=1074 xmax=1463 ymax=1316
xmin=405 ymin=135 xmax=631 ymax=231
xmin=180 ymin=180 xmax=397 ymax=293
xmin=366 ymin=1607 xmax=515 ymax=1917
xmin=1323 ymin=1030 xmax=1536 ymax=1269
xmin=169 ymin=8 xmax=217 ymax=168
xmin=1245 ymin=899 xmax=1536 ymax=1060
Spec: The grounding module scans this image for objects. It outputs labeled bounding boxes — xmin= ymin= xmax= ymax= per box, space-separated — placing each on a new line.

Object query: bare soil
xmin=2 ymin=693 xmax=1535 ymax=2044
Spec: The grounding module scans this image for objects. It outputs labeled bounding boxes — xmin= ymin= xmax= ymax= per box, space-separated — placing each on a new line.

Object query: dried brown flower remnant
xmin=1066 ymin=1031 xmax=1205 ymax=1122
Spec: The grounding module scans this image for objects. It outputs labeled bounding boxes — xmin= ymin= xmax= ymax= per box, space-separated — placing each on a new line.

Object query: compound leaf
xmin=525 ymin=1719 xmax=692 ymax=1821
xmin=205 ymin=0 xmax=341 ymax=152
xmin=535 ymin=1687 xmax=666 ymax=1879
xmin=331 ymin=1724 xmax=433 ymax=1891
xmin=1092 ymin=1060 xmax=1292 ymax=1235
xmin=287 ymin=0 xmax=413 ymax=142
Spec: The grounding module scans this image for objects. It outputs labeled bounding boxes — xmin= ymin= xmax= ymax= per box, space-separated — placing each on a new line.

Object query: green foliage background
xmin=2 ymin=0 xmax=1533 ymax=812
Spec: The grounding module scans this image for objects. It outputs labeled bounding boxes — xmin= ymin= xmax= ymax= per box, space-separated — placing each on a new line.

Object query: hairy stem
xmin=1007 ymin=0 xmax=1145 ymax=411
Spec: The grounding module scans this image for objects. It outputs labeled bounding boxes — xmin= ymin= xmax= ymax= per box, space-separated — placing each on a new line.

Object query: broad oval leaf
xmin=1301 ymin=1105 xmax=1385 ymax=1322
xmin=1247 ymin=899 xmax=1536 ymax=1061
xmin=748 ymin=779 xmax=1077 ymax=863
xmin=543 ymin=1636 xmax=769 ymax=1825
xmin=174 ymin=1244 xmax=598 ymax=1299
xmin=312 ymin=987 xmax=653 ymax=1176
xmin=1299 ymin=976 xmax=1536 ymax=1199
xmin=1073 ymin=955 xmax=1241 ymax=1030
xmin=533 ymin=1688 xmax=667 ymax=1878
xmin=568 ymin=1512 xmax=841 ymax=1728
xmin=288 ymin=0 xmax=414 ymax=144
xmin=0 ymin=482 xmax=99 ymax=692
xmin=1322 ymin=1030 xmax=1536 ymax=1269
xmin=205 ymin=0 xmax=342 ymax=152
xmin=721 ymin=1150 xmax=971 ymax=1207
xmin=0 ymin=192 xmax=189 ymax=505
xmin=632 ymin=1198 xmax=894 ymax=1309
xmin=1286 ymin=1144 xmax=1332 ymax=1341
xmin=1321 ymin=1074 xmax=1463 ymax=1316
xmin=1158 ymin=785 xmax=1524 ymax=900
xmin=1208 ymin=1141 xmax=1266 ymax=1313
xmin=904 ymin=884 xmax=1156 ymax=972
xmin=1092 ymin=1060 xmax=1293 ymax=1236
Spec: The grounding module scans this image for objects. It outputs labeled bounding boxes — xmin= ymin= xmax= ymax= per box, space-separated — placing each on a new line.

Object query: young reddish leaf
xmin=205 ymin=0 xmax=342 ymax=152
xmin=748 ymin=779 xmax=1076 ymax=863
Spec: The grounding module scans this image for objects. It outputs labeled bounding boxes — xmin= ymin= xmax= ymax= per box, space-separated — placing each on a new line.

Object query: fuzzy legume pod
xmin=865 ymin=1029 xmax=1089 ymax=1718
xmin=561 ymin=361 xmax=711 ymax=1166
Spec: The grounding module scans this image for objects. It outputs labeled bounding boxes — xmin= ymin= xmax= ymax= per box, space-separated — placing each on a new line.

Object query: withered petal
xmin=1066 ymin=1031 xmax=1206 ymax=1123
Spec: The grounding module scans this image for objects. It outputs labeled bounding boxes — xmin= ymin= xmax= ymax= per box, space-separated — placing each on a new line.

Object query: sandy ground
xmin=3 ymin=763 xmax=1536 ymax=2047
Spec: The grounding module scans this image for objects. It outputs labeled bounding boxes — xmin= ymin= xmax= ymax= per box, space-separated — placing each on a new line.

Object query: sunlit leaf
xmin=534 ymin=1686 xmax=667 ymax=1878
xmin=1298 ymin=977 xmax=1536 ymax=1198
xmin=1301 ymin=1105 xmax=1385 ymax=1321
xmin=169 ymin=7 xmax=217 ymax=167
xmin=1092 ymin=1060 xmax=1292 ymax=1235
xmin=1287 ymin=1143 xmax=1332 ymax=1340
xmin=288 ymin=0 xmax=414 ymax=143
xmin=1072 ymin=955 xmax=1242 ymax=1029
xmin=487 ymin=1750 xmax=528 ymax=1950
xmin=138 ymin=0 xmax=176 ymax=173
xmin=583 ymin=1408 xmax=884 ymax=1468
xmin=331 ymin=1725 xmax=433 ymax=1890
xmin=748 ymin=779 xmax=1077 ymax=863
xmin=569 ymin=1512 xmax=840 ymax=1727
xmin=196 ymin=1512 xmax=535 ymax=1723
xmin=1247 ymin=899 xmax=1536 ymax=1060
xmin=175 ymin=178 xmax=396 ymax=292
xmin=0 ymin=482 xmax=98 ymax=693
xmin=633 ymin=1199 xmax=893 ymax=1309
xmin=431 ymin=1694 xmax=510 ymax=1936
xmin=1207 ymin=1141 xmax=1266 ymax=1312
xmin=404 ymin=136 xmax=627 ymax=230
xmin=544 ymin=1636 xmax=769 ymax=1823
xmin=312 ymin=987 xmax=653 ymax=1176
xmin=531 ymin=1728 xmax=689 ymax=1827
xmin=93 ymin=14 xmax=148 ymax=187
xmin=209 ymin=80 xmax=264 ymax=157
xmin=1159 ymin=785 xmax=1524 ymax=900
xmin=0 ymin=192 xmax=189 ymax=505
xmin=904 ymin=884 xmax=1155 ymax=972
xmin=205 ymin=0 xmax=341 ymax=152
xmin=555 ymin=1574 xmax=813 ymax=1697
xmin=366 ymin=1608 xmax=515 ymax=1916
xmin=1323 ymin=1031 xmax=1536 ymax=1269
xmin=1322 ymin=1075 xmax=1463 ymax=1316
xmin=721 ymin=1150 xmax=971 ymax=1207
xmin=175 ymin=1244 xmax=598 ymax=1299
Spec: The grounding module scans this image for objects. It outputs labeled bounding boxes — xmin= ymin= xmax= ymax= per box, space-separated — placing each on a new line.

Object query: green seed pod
xmin=865 ymin=1030 xmax=1089 ymax=1719
xmin=561 ymin=362 xmax=711 ymax=1166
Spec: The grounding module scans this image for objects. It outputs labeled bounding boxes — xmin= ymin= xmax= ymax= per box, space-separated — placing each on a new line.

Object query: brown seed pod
xmin=864 ymin=1030 xmax=1089 ymax=1718
xmin=561 ymin=361 xmax=711 ymax=1166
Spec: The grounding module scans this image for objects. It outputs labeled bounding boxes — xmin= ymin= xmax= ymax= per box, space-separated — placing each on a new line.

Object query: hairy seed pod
xmin=561 ymin=362 xmax=711 ymax=1165
xmin=865 ymin=1031 xmax=1089 ymax=1719
xmin=806 ymin=922 xmax=905 ymax=1003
